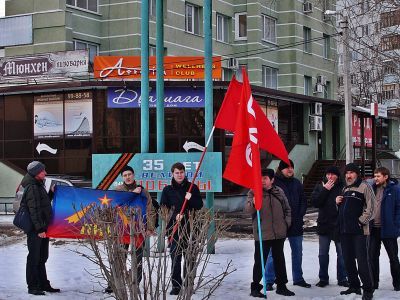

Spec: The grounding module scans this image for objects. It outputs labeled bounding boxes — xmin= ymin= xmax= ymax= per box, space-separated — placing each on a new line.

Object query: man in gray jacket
xmin=245 ymin=168 xmax=295 ymax=297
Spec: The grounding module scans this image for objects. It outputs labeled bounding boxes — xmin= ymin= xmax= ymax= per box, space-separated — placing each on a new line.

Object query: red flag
xmin=223 ymin=70 xmax=263 ymax=210
xmin=215 ymin=74 xmax=289 ymax=165
xmin=214 ymin=75 xmax=242 ymax=132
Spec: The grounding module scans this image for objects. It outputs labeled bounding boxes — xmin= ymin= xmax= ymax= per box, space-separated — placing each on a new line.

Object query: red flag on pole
xmin=223 ymin=70 xmax=263 ymax=210
xmin=215 ymin=74 xmax=290 ymax=165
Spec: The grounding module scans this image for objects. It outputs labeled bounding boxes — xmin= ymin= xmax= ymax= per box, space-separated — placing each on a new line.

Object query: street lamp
xmin=325 ymin=10 xmax=353 ymax=163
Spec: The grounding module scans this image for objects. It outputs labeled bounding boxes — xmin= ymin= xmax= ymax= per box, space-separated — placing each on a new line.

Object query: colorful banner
xmin=65 ymin=91 xmax=93 ymax=138
xmin=352 ymin=114 xmax=373 ymax=148
xmin=107 ymin=87 xmax=205 ymax=108
xmin=34 ymin=94 xmax=64 ymax=139
xmin=46 ymin=186 xmax=147 ymax=240
xmin=94 ymin=56 xmax=222 ymax=79
xmin=92 ymin=152 xmax=222 ymax=192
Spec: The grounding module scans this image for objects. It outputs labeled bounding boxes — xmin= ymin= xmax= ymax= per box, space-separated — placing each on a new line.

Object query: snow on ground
xmin=0 ymin=214 xmax=399 ymax=300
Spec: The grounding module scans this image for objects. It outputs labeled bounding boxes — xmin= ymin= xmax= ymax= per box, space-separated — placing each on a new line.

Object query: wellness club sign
xmin=94 ymin=56 xmax=222 ymax=80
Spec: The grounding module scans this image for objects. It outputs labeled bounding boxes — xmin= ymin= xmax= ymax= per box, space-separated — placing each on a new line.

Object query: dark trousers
xmin=318 ymin=235 xmax=347 ymax=283
xmin=26 ymin=232 xmax=49 ymax=290
xmin=252 ymin=239 xmax=287 ymax=291
xmin=340 ymin=234 xmax=373 ymax=292
xmin=369 ymin=227 xmax=400 ymax=288
xmin=170 ymin=240 xmax=191 ymax=289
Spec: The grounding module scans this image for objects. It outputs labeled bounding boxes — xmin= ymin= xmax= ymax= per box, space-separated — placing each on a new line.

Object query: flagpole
xmin=257 ymin=210 xmax=267 ymax=298
xmin=168 ymin=126 xmax=215 ymax=243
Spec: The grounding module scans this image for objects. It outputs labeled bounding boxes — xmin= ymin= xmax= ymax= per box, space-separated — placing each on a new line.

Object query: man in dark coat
xmin=23 ymin=161 xmax=60 ymax=296
xmin=160 ymin=162 xmax=203 ymax=296
xmin=336 ymin=163 xmax=375 ymax=300
xmin=265 ymin=159 xmax=311 ymax=289
xmin=245 ymin=168 xmax=295 ymax=297
xmin=311 ymin=166 xmax=348 ymax=288
xmin=369 ymin=167 xmax=400 ymax=291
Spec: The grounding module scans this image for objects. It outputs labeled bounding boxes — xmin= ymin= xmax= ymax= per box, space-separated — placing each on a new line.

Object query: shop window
xmin=4 ymin=95 xmax=33 ymax=140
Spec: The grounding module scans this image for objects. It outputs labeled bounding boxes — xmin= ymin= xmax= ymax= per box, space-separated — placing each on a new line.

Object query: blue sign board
xmin=107 ymin=87 xmax=205 ymax=108
xmin=92 ymin=152 xmax=222 ymax=192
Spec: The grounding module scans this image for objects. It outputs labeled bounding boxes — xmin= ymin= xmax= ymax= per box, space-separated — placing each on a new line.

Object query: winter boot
xmin=250 ymin=282 xmax=265 ymax=298
xmin=276 ymin=284 xmax=295 ymax=296
xmin=340 ymin=287 xmax=362 ymax=295
xmin=362 ymin=290 xmax=374 ymax=300
xmin=266 ymin=283 xmax=274 ymax=291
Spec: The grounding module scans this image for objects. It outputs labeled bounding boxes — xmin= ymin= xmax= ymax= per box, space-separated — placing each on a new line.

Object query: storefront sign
xmin=107 ymin=87 xmax=205 ymax=108
xmin=65 ymin=91 xmax=93 ymax=138
xmin=34 ymin=94 xmax=64 ymax=139
xmin=0 ymin=50 xmax=88 ymax=78
xmin=352 ymin=114 xmax=372 ymax=148
xmin=92 ymin=152 xmax=222 ymax=192
xmin=94 ymin=56 xmax=222 ymax=79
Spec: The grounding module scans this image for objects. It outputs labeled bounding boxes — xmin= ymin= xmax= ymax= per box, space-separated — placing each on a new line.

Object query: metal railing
xmin=0 ymin=202 xmax=14 ymax=215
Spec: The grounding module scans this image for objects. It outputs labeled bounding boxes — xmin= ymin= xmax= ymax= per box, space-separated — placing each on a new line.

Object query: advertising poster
xmin=33 ymin=94 xmax=63 ymax=139
xmin=266 ymin=104 xmax=279 ymax=133
xmin=65 ymin=91 xmax=93 ymax=138
xmin=352 ymin=114 xmax=373 ymax=148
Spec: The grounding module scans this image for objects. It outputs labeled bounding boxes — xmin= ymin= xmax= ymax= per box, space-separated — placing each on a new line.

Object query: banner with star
xmin=46 ymin=186 xmax=147 ymax=240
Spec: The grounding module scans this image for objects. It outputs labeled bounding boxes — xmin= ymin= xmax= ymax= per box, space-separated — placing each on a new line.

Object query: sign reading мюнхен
xmin=107 ymin=87 xmax=205 ymax=108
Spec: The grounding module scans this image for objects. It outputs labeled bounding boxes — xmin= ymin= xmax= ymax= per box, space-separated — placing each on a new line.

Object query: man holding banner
xmin=104 ymin=165 xmax=156 ymax=294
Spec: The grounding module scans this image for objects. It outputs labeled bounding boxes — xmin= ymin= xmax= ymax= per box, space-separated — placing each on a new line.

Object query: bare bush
xmin=72 ymin=204 xmax=234 ymax=300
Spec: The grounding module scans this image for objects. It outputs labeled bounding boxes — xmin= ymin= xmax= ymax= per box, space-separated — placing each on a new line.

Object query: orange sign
xmin=94 ymin=56 xmax=222 ymax=79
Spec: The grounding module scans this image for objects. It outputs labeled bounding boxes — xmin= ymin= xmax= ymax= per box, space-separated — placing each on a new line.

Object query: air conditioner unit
xmin=228 ymin=57 xmax=238 ymax=69
xmin=310 ymin=102 xmax=323 ymax=115
xmin=317 ymin=75 xmax=327 ymax=86
xmin=309 ymin=115 xmax=323 ymax=131
xmin=303 ymin=2 xmax=313 ymax=13
xmin=314 ymin=83 xmax=324 ymax=93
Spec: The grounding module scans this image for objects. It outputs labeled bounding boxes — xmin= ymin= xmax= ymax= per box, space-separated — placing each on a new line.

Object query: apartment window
xmin=303 ymin=27 xmax=312 ymax=53
xmin=381 ymin=34 xmax=400 ymax=51
xmin=362 ymin=24 xmax=369 ymax=36
xmin=67 ymin=0 xmax=98 ymax=13
xmin=149 ymin=0 xmax=156 ymax=17
xmin=149 ymin=45 xmax=167 ymax=56
xmin=380 ymin=10 xmax=400 ymax=28
xmin=262 ymin=66 xmax=278 ymax=89
xmin=262 ymin=15 xmax=276 ymax=44
xmin=338 ymin=76 xmax=344 ymax=86
xmin=304 ymin=76 xmax=312 ymax=96
xmin=216 ymin=14 xmax=229 ymax=43
xmin=74 ymin=40 xmax=98 ymax=65
xmin=323 ymin=34 xmax=330 ymax=59
xmin=185 ymin=3 xmax=201 ymax=35
xmin=235 ymin=13 xmax=247 ymax=40
xmin=350 ymin=74 xmax=357 ymax=84
xmin=324 ymin=81 xmax=331 ymax=99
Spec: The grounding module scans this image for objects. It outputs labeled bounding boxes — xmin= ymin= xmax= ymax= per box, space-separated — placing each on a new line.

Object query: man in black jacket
xmin=336 ymin=163 xmax=375 ymax=300
xmin=23 ymin=161 xmax=60 ymax=296
xmin=160 ymin=162 xmax=203 ymax=296
xmin=311 ymin=166 xmax=348 ymax=288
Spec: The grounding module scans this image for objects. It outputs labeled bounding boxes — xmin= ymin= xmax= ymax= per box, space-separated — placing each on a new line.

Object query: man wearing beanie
xmin=336 ymin=163 xmax=375 ymax=300
xmin=265 ymin=159 xmax=311 ymax=289
xmin=311 ymin=166 xmax=348 ymax=288
xmin=245 ymin=168 xmax=295 ymax=297
xmin=22 ymin=161 xmax=60 ymax=295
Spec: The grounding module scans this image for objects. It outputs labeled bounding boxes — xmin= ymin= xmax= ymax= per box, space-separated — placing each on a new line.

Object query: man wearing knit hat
xmin=311 ymin=166 xmax=348 ymax=288
xmin=265 ymin=159 xmax=311 ymax=290
xmin=245 ymin=168 xmax=295 ymax=297
xmin=336 ymin=163 xmax=375 ymax=300
xmin=22 ymin=161 xmax=60 ymax=295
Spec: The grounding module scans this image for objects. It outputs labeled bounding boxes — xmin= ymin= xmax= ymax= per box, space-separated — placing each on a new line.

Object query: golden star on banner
xmin=98 ymin=194 xmax=112 ymax=206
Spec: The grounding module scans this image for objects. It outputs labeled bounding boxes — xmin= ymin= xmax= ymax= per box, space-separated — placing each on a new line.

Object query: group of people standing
xmin=19 ymin=158 xmax=400 ymax=299
xmin=246 ymin=160 xmax=400 ymax=300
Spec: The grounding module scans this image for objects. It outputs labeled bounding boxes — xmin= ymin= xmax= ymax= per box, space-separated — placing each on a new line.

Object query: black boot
xmin=293 ymin=280 xmax=311 ymax=288
xmin=340 ymin=287 xmax=362 ymax=295
xmin=250 ymin=290 xmax=265 ymax=298
xmin=28 ymin=289 xmax=45 ymax=296
xmin=316 ymin=281 xmax=329 ymax=287
xmin=170 ymin=287 xmax=180 ymax=295
xmin=104 ymin=286 xmax=113 ymax=294
xmin=276 ymin=284 xmax=295 ymax=296
xmin=42 ymin=284 xmax=60 ymax=293
xmin=250 ymin=282 xmax=265 ymax=298
xmin=266 ymin=283 xmax=274 ymax=291
xmin=362 ymin=290 xmax=374 ymax=300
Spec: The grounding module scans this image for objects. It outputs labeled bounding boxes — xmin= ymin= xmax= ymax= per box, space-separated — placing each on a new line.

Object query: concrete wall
xmin=0 ymin=162 xmax=23 ymax=198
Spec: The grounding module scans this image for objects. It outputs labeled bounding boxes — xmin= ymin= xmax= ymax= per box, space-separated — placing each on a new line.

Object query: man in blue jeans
xmin=311 ymin=166 xmax=348 ymax=287
xmin=265 ymin=159 xmax=311 ymax=290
